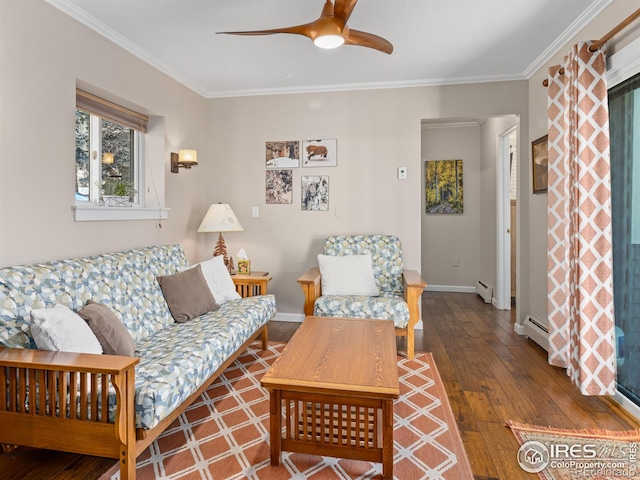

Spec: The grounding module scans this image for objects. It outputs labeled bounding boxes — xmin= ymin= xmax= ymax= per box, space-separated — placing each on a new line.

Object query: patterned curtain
xmin=546 ymin=41 xmax=616 ymax=395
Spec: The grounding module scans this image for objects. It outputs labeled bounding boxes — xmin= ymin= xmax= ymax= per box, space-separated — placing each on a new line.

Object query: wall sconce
xmin=171 ymin=149 xmax=198 ymax=173
xmin=102 ymin=152 xmax=115 ymax=164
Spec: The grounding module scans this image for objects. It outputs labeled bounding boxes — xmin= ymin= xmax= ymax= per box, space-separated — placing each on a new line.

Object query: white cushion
xmin=30 ymin=304 xmax=103 ymax=354
xmin=317 ymin=254 xmax=380 ymax=296
xmin=195 ymin=256 xmax=242 ymax=304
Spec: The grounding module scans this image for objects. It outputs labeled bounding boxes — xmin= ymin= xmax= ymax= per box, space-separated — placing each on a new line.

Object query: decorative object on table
xmin=197 ymin=203 xmax=243 ymax=273
xmin=170 ymin=149 xmax=198 ymax=173
xmin=425 ymin=159 xmax=464 ymax=214
xmin=531 ymin=134 xmax=548 ymax=193
xmin=237 ymin=248 xmax=251 ymax=274
xmin=265 ymin=169 xmax=293 ymax=204
xmin=265 ymin=141 xmax=299 ymax=168
xmin=302 ymin=139 xmax=337 ymax=167
xmin=301 ymin=175 xmax=329 ymax=211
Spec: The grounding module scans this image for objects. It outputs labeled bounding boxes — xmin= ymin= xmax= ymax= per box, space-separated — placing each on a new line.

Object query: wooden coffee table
xmin=261 ymin=316 xmax=399 ymax=479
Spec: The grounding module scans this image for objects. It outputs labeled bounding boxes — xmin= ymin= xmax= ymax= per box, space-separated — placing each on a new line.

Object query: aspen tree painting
xmin=425 ymin=160 xmax=464 ymax=214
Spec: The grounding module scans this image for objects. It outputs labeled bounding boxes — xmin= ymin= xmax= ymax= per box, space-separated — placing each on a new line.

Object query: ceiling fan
xmin=217 ymin=0 xmax=393 ymax=54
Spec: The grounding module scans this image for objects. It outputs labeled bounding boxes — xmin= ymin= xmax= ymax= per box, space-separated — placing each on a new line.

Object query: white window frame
xmin=72 ymin=94 xmax=169 ymax=222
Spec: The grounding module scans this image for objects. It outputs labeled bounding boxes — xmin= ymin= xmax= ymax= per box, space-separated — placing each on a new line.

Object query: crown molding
xmin=523 ymin=0 xmax=614 ymax=78
xmin=204 ymin=73 xmax=526 ymax=99
xmin=45 ymin=0 xmax=209 ymax=97
xmin=421 ymin=118 xmax=487 ymax=130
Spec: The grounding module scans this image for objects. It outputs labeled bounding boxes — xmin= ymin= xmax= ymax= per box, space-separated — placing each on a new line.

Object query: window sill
xmin=72 ymin=204 xmax=170 ymax=222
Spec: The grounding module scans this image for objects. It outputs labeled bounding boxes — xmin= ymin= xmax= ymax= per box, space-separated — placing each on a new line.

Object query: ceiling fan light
xmin=313 ymin=34 xmax=345 ymax=49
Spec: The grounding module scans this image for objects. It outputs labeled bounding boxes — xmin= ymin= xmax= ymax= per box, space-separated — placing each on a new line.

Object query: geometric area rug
xmin=506 ymin=420 xmax=640 ymax=480
xmin=101 ymin=342 xmax=473 ymax=479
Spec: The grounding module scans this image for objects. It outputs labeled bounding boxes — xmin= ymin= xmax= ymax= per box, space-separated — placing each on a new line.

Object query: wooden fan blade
xmin=334 ymin=0 xmax=358 ymax=23
xmin=217 ymin=23 xmax=312 ymax=38
xmin=345 ymin=29 xmax=393 ymax=54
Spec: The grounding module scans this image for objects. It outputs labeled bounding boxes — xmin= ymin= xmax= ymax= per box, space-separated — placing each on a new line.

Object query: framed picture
xmin=301 ymin=175 xmax=329 ymax=211
xmin=265 ymin=141 xmax=299 ymax=168
xmin=302 ymin=139 xmax=337 ymax=167
xmin=425 ymin=159 xmax=464 ymax=214
xmin=265 ymin=169 xmax=293 ymax=204
xmin=531 ymin=135 xmax=548 ymax=193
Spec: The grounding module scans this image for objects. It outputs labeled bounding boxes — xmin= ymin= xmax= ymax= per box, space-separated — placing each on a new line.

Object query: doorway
xmin=420 ymin=116 xmax=518 ymax=308
xmin=496 ymin=123 xmax=518 ymax=310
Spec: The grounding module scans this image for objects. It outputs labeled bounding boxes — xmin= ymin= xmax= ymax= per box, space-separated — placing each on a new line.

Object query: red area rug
xmin=102 ymin=342 xmax=472 ymax=479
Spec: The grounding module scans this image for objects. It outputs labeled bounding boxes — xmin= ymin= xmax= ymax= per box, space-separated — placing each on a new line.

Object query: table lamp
xmin=197 ymin=203 xmax=243 ymax=272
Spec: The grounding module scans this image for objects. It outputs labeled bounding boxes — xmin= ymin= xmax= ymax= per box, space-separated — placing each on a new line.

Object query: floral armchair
xmin=297 ymin=235 xmax=427 ymax=359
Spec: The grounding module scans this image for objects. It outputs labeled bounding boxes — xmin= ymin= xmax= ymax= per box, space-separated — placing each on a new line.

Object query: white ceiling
xmin=47 ymin=0 xmax=611 ymax=98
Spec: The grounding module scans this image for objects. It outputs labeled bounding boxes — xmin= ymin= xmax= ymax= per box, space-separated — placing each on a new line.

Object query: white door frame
xmin=496 ymin=123 xmax=518 ymax=310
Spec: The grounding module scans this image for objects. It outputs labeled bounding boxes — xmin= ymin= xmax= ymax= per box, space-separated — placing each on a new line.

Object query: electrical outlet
xmin=251 ymin=206 xmax=259 ymax=218
xmin=398 ymin=166 xmax=407 ymax=180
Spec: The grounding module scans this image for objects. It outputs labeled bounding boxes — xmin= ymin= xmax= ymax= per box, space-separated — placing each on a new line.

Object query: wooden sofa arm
xmin=297 ymin=267 xmax=321 ymax=316
xmin=402 ymin=270 xmax=427 ymax=360
xmin=403 ymin=269 xmax=427 ymax=327
xmin=0 ymin=347 xmax=139 ymax=479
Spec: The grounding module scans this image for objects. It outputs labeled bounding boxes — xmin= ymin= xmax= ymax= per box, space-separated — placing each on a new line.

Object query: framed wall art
xmin=425 ymin=159 xmax=464 ymax=214
xmin=265 ymin=169 xmax=293 ymax=204
xmin=302 ymin=139 xmax=337 ymax=167
xmin=531 ymin=135 xmax=548 ymax=193
xmin=301 ymin=175 xmax=329 ymax=211
xmin=265 ymin=141 xmax=299 ymax=168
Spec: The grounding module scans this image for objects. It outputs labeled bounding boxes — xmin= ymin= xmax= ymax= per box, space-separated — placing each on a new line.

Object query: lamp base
xmin=213 ymin=232 xmax=234 ymax=273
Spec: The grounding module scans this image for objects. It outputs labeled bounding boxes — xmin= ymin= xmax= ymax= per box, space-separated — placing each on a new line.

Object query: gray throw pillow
xmin=157 ymin=264 xmax=219 ymax=323
xmin=78 ymin=300 xmax=136 ymax=356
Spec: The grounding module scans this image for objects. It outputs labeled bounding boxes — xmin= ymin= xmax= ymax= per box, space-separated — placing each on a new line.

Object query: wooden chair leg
xmin=406 ymin=326 xmax=414 ymax=360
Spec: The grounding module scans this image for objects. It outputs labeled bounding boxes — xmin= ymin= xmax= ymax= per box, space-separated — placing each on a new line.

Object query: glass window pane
xmin=610 ymin=71 xmax=640 ymax=408
xmin=75 ymin=110 xmax=90 ymax=201
xmin=101 ymin=117 xmax=134 ymax=186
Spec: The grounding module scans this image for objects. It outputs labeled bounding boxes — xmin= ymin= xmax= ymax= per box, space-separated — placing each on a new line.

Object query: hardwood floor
xmin=1 ymin=291 xmax=638 ymax=479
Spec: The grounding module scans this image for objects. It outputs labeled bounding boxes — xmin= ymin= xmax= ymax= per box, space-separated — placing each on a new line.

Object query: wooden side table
xmin=232 ymin=271 xmax=272 ymax=298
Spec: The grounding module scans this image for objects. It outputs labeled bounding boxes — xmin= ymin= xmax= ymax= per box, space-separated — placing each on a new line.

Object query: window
xmin=72 ymin=89 xmax=168 ymax=222
xmin=608 ymin=37 xmax=640 ymax=416
xmin=75 ymin=110 xmax=140 ymax=205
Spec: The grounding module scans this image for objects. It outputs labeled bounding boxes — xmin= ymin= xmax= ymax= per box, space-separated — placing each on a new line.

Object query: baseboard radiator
xmin=524 ymin=315 xmax=549 ymax=351
xmin=475 ymin=280 xmax=493 ymax=303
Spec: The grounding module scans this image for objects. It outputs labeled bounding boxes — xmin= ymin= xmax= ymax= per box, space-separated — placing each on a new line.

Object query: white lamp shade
xmin=179 ymin=149 xmax=198 ymax=165
xmin=197 ymin=203 xmax=243 ymax=233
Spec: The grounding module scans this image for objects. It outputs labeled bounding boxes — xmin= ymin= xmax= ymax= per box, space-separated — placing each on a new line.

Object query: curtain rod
xmin=542 ymin=8 xmax=640 ymax=87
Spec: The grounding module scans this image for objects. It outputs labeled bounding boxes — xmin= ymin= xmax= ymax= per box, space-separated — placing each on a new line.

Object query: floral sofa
xmin=0 ymin=244 xmax=275 ymax=480
xmin=297 ymin=235 xmax=426 ymax=359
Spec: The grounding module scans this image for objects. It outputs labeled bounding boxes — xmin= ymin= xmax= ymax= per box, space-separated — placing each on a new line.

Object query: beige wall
xmin=0 ymin=0 xmax=210 ymax=267
xmin=420 ymin=125 xmax=481 ymax=289
xmin=526 ymin=1 xmax=640 ymax=326
xmin=207 ymin=83 xmax=529 ymax=319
